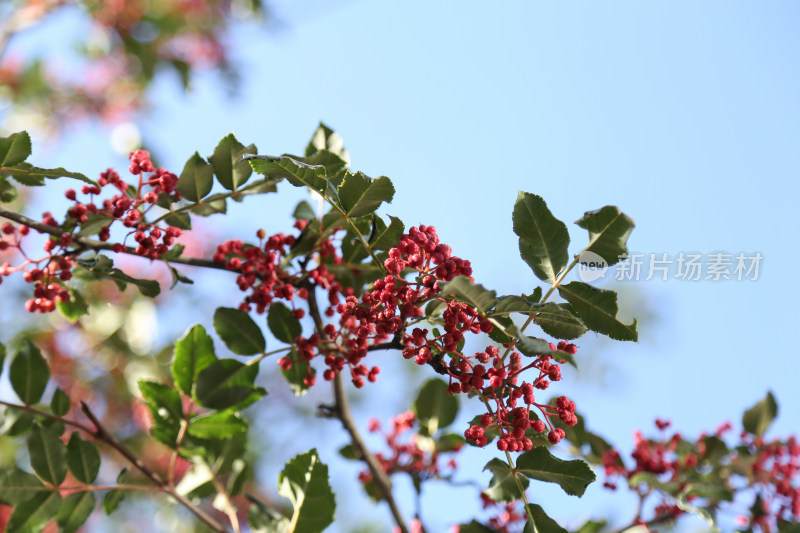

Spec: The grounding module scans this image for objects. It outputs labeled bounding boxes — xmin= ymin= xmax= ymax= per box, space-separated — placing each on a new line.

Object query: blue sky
xmin=7 ymin=1 xmax=800 ymax=531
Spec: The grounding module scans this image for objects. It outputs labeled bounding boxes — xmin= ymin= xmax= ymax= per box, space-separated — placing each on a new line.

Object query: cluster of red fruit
xmin=3 ymin=150 xmax=184 ymax=312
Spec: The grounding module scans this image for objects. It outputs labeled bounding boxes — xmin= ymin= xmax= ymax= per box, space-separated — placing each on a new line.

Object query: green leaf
xmin=10 ymin=340 xmax=49 ymax=405
xmin=525 ymin=504 xmax=569 ymax=533
xmin=77 ymin=255 xmax=161 ymax=297
xmin=102 ymin=469 xmax=130 ymax=515
xmin=176 ymin=151 xmax=214 ymax=201
xmin=0 ymin=343 xmax=4 ymax=379
xmin=338 ymin=444 xmax=359 ymax=460
xmin=436 ymin=433 xmax=466 ymax=452
xmin=513 ymin=192 xmax=570 ymax=284
xmin=574 ymin=520 xmax=607 ymax=533
xmin=56 ymin=492 xmax=95 ymax=533
xmin=49 ymin=388 xmax=70 ymax=417
xmin=293 ymin=200 xmax=317 ymax=220
xmin=55 ymin=287 xmax=89 ymax=323
xmin=28 ymin=424 xmax=67 ymax=485
xmin=742 ymin=391 xmax=778 ymax=437
xmin=458 ymin=520 xmax=495 ymax=533
xmin=278 ymin=449 xmax=335 ymax=533
xmin=440 ymin=276 xmax=498 ymax=314
xmin=0 ymin=132 xmax=31 ymax=166
xmin=214 ymin=307 xmax=266 ymax=355
xmin=557 ymin=282 xmax=638 ymax=341
xmin=414 ymin=379 xmax=458 ymax=436
xmin=0 ymin=468 xmax=47 ymax=504
xmin=267 ymin=302 xmax=302 ymax=344
xmin=209 ymin=134 xmax=255 ymax=190
xmin=0 ymin=177 xmax=18 ymax=202
xmin=368 ymin=215 xmax=404 ymax=251
xmin=281 ymin=354 xmax=314 ymax=397
xmin=516 ymin=447 xmax=596 ymax=497
xmin=196 ymin=359 xmax=265 ymax=410
xmin=74 ymin=213 xmax=110 ymax=238
xmin=1 ymin=407 xmax=34 ymax=435
xmin=6 ymin=491 xmax=61 ymax=533
xmin=338 ymin=172 xmax=394 ymax=218
xmin=778 ymin=521 xmax=800 ymax=533
xmin=171 ymin=324 xmax=217 ymax=396
xmin=1 ymin=162 xmax=97 ymax=185
xmin=306 ymin=123 xmax=349 ymax=162
xmin=248 ymin=496 xmax=291 ymax=533
xmin=139 ymin=380 xmax=183 ymax=421
xmin=246 ymin=155 xmax=328 ymax=195
xmin=482 ymin=458 xmax=528 ymax=503
xmin=532 ymin=303 xmax=588 ymax=340
xmin=188 ymin=412 xmax=248 ymax=439
xmin=575 ymin=206 xmax=635 ymax=266
xmin=66 ymin=433 xmax=101 ymax=484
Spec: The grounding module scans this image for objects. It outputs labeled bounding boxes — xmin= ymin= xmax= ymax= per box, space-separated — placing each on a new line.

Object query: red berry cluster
xmin=600 ymin=419 xmax=800 ymax=532
xmin=357 ymin=411 xmax=459 ymax=487
xmin=474 ymin=494 xmax=526 ymax=533
xmin=3 ymin=150 xmax=185 ymax=313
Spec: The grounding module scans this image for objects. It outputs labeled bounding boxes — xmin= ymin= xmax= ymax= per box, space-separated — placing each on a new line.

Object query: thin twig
xmin=306 ymin=286 xmax=409 ymax=533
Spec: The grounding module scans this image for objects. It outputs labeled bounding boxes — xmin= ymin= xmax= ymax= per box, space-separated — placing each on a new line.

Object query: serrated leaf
xmin=281 ymin=355 xmax=314 ymax=397
xmin=533 ymin=303 xmax=588 ymax=340
xmin=516 ymin=447 xmax=596 ymax=497
xmin=267 ymin=302 xmax=302 ymax=344
xmin=440 ymin=276 xmax=498 ymax=314
xmin=742 ymin=391 xmax=778 ymax=437
xmin=575 ymin=206 xmax=635 ymax=266
xmin=210 ymin=134 xmax=255 ymax=190
xmin=368 ymin=215 xmax=404 ymax=251
xmin=49 ymin=388 xmax=70 ymax=417
xmin=214 ymin=307 xmax=266 ymax=355
xmin=176 ymin=151 xmax=214 ymax=201
xmin=278 ymin=449 xmax=335 ymax=533
xmin=414 ymin=379 xmax=458 ymax=436
xmin=338 ymin=172 xmax=394 ymax=218
xmin=196 ymin=359 xmax=266 ymax=410
xmin=0 ymin=468 xmax=47 ymax=504
xmin=10 ymin=340 xmax=49 ymax=405
xmin=56 ymin=491 xmax=95 ymax=533
xmin=1 ymin=162 xmax=97 ymax=185
xmin=513 ymin=192 xmax=570 ymax=283
xmin=0 ymin=132 xmax=31 ymax=166
xmin=171 ymin=324 xmax=217 ymax=396
xmin=482 ymin=458 xmax=528 ymax=503
xmin=557 ymin=282 xmax=638 ymax=341
xmin=55 ymin=286 xmax=89 ymax=323
xmin=246 ymin=155 xmax=328 ymax=195
xmin=188 ymin=412 xmax=248 ymax=439
xmin=7 ymin=491 xmax=61 ymax=533
xmin=28 ymin=424 xmax=67 ymax=485
xmin=66 ymin=433 xmax=101 ymax=484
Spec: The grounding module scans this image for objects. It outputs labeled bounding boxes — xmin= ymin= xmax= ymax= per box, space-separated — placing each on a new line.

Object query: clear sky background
xmin=6 ymin=1 xmax=800 ymax=531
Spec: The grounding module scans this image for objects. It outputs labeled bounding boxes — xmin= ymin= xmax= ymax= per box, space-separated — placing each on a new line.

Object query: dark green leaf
xmin=267 ymin=302 xmax=302 ymax=344
xmin=196 ymin=359 xmax=265 ymax=410
xmin=305 ymin=123 xmax=349 ymax=161
xmin=49 ymin=388 xmax=70 ymax=417
xmin=66 ymin=433 xmax=101 ymax=484
xmin=171 ymin=324 xmax=217 ymax=396
xmin=338 ymin=172 xmax=394 ymax=218
xmin=574 ymin=520 xmax=607 ymax=533
xmin=436 ymin=433 xmax=466 ymax=452
xmin=78 ymin=256 xmax=161 ymax=297
xmin=0 ymin=468 xmax=47 ymax=504
xmin=338 ymin=444 xmax=359 ymax=460
xmin=414 ymin=379 xmax=458 ymax=436
xmin=525 ymin=504 xmax=569 ymax=533
xmin=278 ymin=448 xmax=335 ymax=533
xmin=56 ymin=491 xmax=95 ymax=533
xmin=189 ymin=194 xmax=228 ymax=216
xmin=246 ymin=155 xmax=328 ymax=195
xmin=293 ymin=200 xmax=317 ymax=220
xmin=0 ymin=177 xmax=17 ymax=202
xmin=533 ymin=303 xmax=588 ymax=340
xmin=1 ymin=407 xmax=34 ymax=435
xmin=139 ymin=380 xmax=183 ymax=421
xmin=163 ymin=210 xmax=192 ymax=229
xmin=74 ymin=213 xmax=110 ymax=238
xmin=281 ymin=354 xmax=314 ymax=397
xmin=189 ymin=412 xmax=248 ymax=439
xmin=368 ymin=215 xmax=404 ymax=251
xmin=0 ymin=132 xmax=31 ymax=166
xmin=482 ymin=458 xmax=528 ymax=503
xmin=10 ymin=340 xmax=49 ymax=405
xmin=28 ymin=424 xmax=67 ymax=485
xmin=742 ymin=391 xmax=778 ymax=437
xmin=6 ymin=491 xmax=61 ymax=533
xmin=557 ymin=282 xmax=638 ymax=341
xmin=55 ymin=287 xmax=89 ymax=323
xmin=575 ymin=206 xmax=635 ymax=266
xmin=214 ymin=307 xmax=266 ymax=355
xmin=457 ymin=520 xmax=495 ymax=533
xmin=176 ymin=151 xmax=214 ymax=201
xmin=778 ymin=521 xmax=800 ymax=533
xmin=440 ymin=276 xmax=498 ymax=314
xmin=516 ymin=447 xmax=596 ymax=497
xmin=209 ymin=134 xmax=255 ymax=190
xmin=513 ymin=192 xmax=570 ymax=283
xmin=1 ymin=162 xmax=97 ymax=186
xmin=102 ymin=469 xmax=130 ymax=515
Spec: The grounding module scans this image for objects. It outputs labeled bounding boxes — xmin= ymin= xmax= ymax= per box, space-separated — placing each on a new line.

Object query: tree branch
xmin=305 ymin=285 xmax=409 ymax=533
